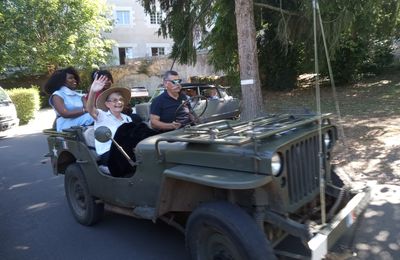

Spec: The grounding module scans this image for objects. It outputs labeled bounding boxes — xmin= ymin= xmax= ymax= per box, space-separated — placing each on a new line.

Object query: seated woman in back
xmin=84 ymin=69 xmax=113 ymax=101
xmin=43 ymin=67 xmax=93 ymax=131
xmin=86 ymin=75 xmax=132 ymax=171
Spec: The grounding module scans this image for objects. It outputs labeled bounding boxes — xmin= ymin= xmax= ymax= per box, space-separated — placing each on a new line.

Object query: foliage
xmin=200 ymin=0 xmax=238 ymax=79
xmin=190 ymin=75 xmax=242 ymax=97
xmin=137 ymin=59 xmax=153 ymax=75
xmin=0 ymin=0 xmax=114 ymax=76
xmin=256 ymin=3 xmax=303 ymax=90
xmin=140 ymin=0 xmax=400 ymax=89
xmin=327 ymin=1 xmax=399 ymax=82
xmin=6 ymin=87 xmax=40 ymax=125
xmin=190 ymin=75 xmax=226 ymax=85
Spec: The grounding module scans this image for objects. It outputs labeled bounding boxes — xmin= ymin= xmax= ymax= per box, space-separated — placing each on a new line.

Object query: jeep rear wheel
xmin=65 ymin=163 xmax=103 ymax=226
xmin=186 ymin=201 xmax=275 ymax=260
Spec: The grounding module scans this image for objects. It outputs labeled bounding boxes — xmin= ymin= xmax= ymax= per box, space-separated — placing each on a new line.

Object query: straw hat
xmin=96 ymin=87 xmax=131 ymax=111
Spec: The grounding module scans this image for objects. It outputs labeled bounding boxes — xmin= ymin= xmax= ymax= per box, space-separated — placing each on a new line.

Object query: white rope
xmin=312 ymin=0 xmax=326 ymax=225
xmin=316 ymin=1 xmax=355 ymax=185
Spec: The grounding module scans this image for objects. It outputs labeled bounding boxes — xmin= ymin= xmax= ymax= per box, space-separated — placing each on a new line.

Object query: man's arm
xmin=150 ymin=114 xmax=180 ymax=131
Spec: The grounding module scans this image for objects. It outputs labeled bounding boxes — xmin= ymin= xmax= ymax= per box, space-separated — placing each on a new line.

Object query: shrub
xmin=6 ymin=87 xmax=40 ymax=125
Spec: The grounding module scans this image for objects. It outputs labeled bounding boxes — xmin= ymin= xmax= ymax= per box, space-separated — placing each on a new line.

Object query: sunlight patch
xmin=9 ymin=182 xmax=31 ymax=190
xmin=355 ymin=243 xmax=370 ymax=250
xmin=26 ymin=202 xmax=48 ymax=211
xmin=389 ymin=243 xmax=400 ymax=250
xmin=363 ymin=209 xmax=384 ymax=218
xmin=15 ymin=245 xmax=30 ymax=250
xmin=374 ymin=230 xmax=390 ymax=242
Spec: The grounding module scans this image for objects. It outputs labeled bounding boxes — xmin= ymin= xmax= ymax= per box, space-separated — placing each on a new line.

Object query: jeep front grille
xmin=285 ymin=135 xmax=320 ymax=206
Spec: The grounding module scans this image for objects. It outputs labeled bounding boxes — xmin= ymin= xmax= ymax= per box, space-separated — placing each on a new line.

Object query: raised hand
xmin=90 ymin=75 xmax=108 ymax=93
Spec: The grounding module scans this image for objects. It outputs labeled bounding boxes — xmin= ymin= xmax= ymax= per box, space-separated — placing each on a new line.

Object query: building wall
xmin=104 ymin=0 xmax=174 ymax=65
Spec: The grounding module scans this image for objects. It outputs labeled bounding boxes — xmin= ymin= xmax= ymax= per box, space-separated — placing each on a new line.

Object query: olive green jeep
xmin=44 ymin=114 xmax=370 ymax=259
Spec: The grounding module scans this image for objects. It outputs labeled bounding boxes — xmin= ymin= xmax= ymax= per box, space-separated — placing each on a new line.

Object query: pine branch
xmin=254 ymin=2 xmax=299 ymax=16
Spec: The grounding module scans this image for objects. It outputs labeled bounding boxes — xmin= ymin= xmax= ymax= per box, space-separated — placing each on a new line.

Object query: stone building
xmin=104 ymin=0 xmax=174 ymax=65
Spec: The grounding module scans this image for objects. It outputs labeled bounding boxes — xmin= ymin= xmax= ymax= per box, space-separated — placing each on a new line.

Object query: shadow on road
xmin=351 ymin=185 xmax=400 ymax=260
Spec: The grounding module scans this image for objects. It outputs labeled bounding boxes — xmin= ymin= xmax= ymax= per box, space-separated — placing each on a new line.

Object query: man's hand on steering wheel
xmin=175 ymin=95 xmax=208 ymax=126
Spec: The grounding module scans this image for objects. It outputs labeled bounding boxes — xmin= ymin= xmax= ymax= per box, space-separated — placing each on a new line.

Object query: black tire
xmin=64 ymin=163 xmax=104 ymax=226
xmin=186 ymin=201 xmax=276 ymax=260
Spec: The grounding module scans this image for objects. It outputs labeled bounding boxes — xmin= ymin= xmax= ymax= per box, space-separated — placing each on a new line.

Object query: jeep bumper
xmin=308 ymin=186 xmax=371 ymax=259
xmin=274 ymin=185 xmax=371 ymax=259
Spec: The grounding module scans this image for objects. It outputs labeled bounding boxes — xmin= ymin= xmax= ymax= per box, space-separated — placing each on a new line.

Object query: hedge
xmin=6 ymin=87 xmax=40 ymax=125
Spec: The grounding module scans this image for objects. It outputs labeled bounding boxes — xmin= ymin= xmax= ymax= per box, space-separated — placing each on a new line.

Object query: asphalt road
xmin=0 ymin=112 xmax=189 ymax=260
xmin=1 ymin=109 xmax=399 ymax=260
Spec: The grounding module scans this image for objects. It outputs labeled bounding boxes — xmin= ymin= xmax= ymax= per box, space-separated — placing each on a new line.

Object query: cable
xmin=312 ymin=0 xmax=327 ymax=225
xmin=316 ymin=1 xmax=355 ymax=183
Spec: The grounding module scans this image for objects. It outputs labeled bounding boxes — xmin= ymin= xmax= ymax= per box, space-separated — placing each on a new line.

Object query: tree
xmin=234 ymin=0 xmax=264 ymax=119
xmin=141 ymin=0 xmax=265 ymax=119
xmin=141 ymin=0 xmax=400 ymax=90
xmin=0 ymin=0 xmax=114 ymax=75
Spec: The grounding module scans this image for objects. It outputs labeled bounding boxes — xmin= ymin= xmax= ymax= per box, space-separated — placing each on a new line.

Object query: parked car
xmin=129 ymin=86 xmax=151 ymax=111
xmin=0 ymin=86 xmax=19 ymax=131
xmin=130 ymin=86 xmax=149 ymax=99
xmin=43 ymin=113 xmax=370 ymax=259
xmin=134 ymin=83 xmax=240 ymax=123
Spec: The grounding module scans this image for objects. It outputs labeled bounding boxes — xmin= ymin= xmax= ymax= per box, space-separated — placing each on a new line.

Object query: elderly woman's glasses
xmin=106 ymin=98 xmax=125 ymax=103
xmin=166 ymin=79 xmax=182 ymax=85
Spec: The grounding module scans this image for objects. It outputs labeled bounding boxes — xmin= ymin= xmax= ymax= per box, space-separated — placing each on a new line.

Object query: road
xmin=1 ymin=109 xmax=399 ymax=259
xmin=0 ymin=109 xmax=189 ymax=260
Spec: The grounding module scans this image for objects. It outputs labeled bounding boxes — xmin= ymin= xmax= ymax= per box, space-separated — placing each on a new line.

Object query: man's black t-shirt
xmin=150 ymin=91 xmax=190 ymax=124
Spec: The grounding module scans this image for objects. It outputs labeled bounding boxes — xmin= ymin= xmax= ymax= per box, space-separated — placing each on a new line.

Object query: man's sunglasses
xmin=166 ymin=79 xmax=182 ymax=85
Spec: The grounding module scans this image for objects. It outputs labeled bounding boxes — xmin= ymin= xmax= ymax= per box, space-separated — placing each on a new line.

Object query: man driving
xmin=150 ymin=70 xmax=191 ymax=132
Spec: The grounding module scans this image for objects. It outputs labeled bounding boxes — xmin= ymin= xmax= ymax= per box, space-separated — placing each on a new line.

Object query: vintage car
xmin=0 ymin=86 xmax=19 ymax=132
xmin=130 ymin=86 xmax=149 ymax=99
xmin=134 ymin=83 xmax=240 ymax=123
xmin=129 ymin=86 xmax=151 ymax=111
xmin=44 ymin=112 xmax=370 ymax=259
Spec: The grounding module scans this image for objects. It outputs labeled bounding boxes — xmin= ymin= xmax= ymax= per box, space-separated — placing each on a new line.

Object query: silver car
xmin=0 ymin=86 xmax=19 ymax=131
xmin=135 ymin=83 xmax=240 ymax=123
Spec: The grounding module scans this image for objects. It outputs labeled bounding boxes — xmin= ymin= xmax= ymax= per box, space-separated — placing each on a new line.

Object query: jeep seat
xmin=135 ymin=102 xmax=151 ymax=121
xmin=82 ymin=126 xmax=100 ymax=161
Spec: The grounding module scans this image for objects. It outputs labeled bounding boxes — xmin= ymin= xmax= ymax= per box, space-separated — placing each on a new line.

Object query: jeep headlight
xmin=271 ymin=152 xmax=283 ymax=176
xmin=323 ymin=132 xmax=332 ymax=149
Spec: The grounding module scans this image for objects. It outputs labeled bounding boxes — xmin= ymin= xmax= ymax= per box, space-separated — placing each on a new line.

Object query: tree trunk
xmin=234 ymin=0 xmax=264 ymax=120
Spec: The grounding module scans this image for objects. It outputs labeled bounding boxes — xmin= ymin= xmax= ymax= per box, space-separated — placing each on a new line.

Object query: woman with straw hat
xmin=86 ymin=75 xmax=132 ymax=171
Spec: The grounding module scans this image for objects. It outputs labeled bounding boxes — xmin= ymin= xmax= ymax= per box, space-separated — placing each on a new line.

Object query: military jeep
xmin=44 ymin=113 xmax=370 ymax=259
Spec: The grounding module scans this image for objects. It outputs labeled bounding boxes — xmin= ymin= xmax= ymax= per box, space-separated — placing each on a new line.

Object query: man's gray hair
xmin=163 ymin=70 xmax=179 ymax=80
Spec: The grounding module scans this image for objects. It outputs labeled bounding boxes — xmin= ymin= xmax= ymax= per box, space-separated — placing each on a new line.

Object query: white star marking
xmin=52 ymin=146 xmax=58 ymax=157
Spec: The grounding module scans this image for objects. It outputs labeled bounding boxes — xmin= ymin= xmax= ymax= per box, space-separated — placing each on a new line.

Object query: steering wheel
xmin=175 ymin=95 xmax=208 ymax=126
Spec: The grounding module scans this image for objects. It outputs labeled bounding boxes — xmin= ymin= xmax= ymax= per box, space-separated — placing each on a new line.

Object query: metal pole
xmin=111 ymin=139 xmax=137 ymax=167
xmin=312 ymin=0 xmax=326 ymax=225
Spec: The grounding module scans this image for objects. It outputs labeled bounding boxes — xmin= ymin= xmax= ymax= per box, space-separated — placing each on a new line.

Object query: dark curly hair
xmin=90 ymin=69 xmax=113 ymax=83
xmin=43 ymin=67 xmax=80 ymax=95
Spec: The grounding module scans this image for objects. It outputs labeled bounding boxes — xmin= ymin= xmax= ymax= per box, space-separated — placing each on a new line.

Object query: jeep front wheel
xmin=64 ymin=163 xmax=103 ymax=226
xmin=186 ymin=201 xmax=275 ymax=260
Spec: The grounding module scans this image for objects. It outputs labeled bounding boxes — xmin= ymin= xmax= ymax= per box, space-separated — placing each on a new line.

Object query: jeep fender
xmin=155 ymin=165 xmax=272 ymax=217
xmin=164 ymin=165 xmax=271 ymax=189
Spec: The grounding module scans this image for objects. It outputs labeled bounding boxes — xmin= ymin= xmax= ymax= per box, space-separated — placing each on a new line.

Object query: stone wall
xmin=105 ymin=53 xmax=222 ymax=95
xmin=0 ymin=53 xmax=221 ymax=95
